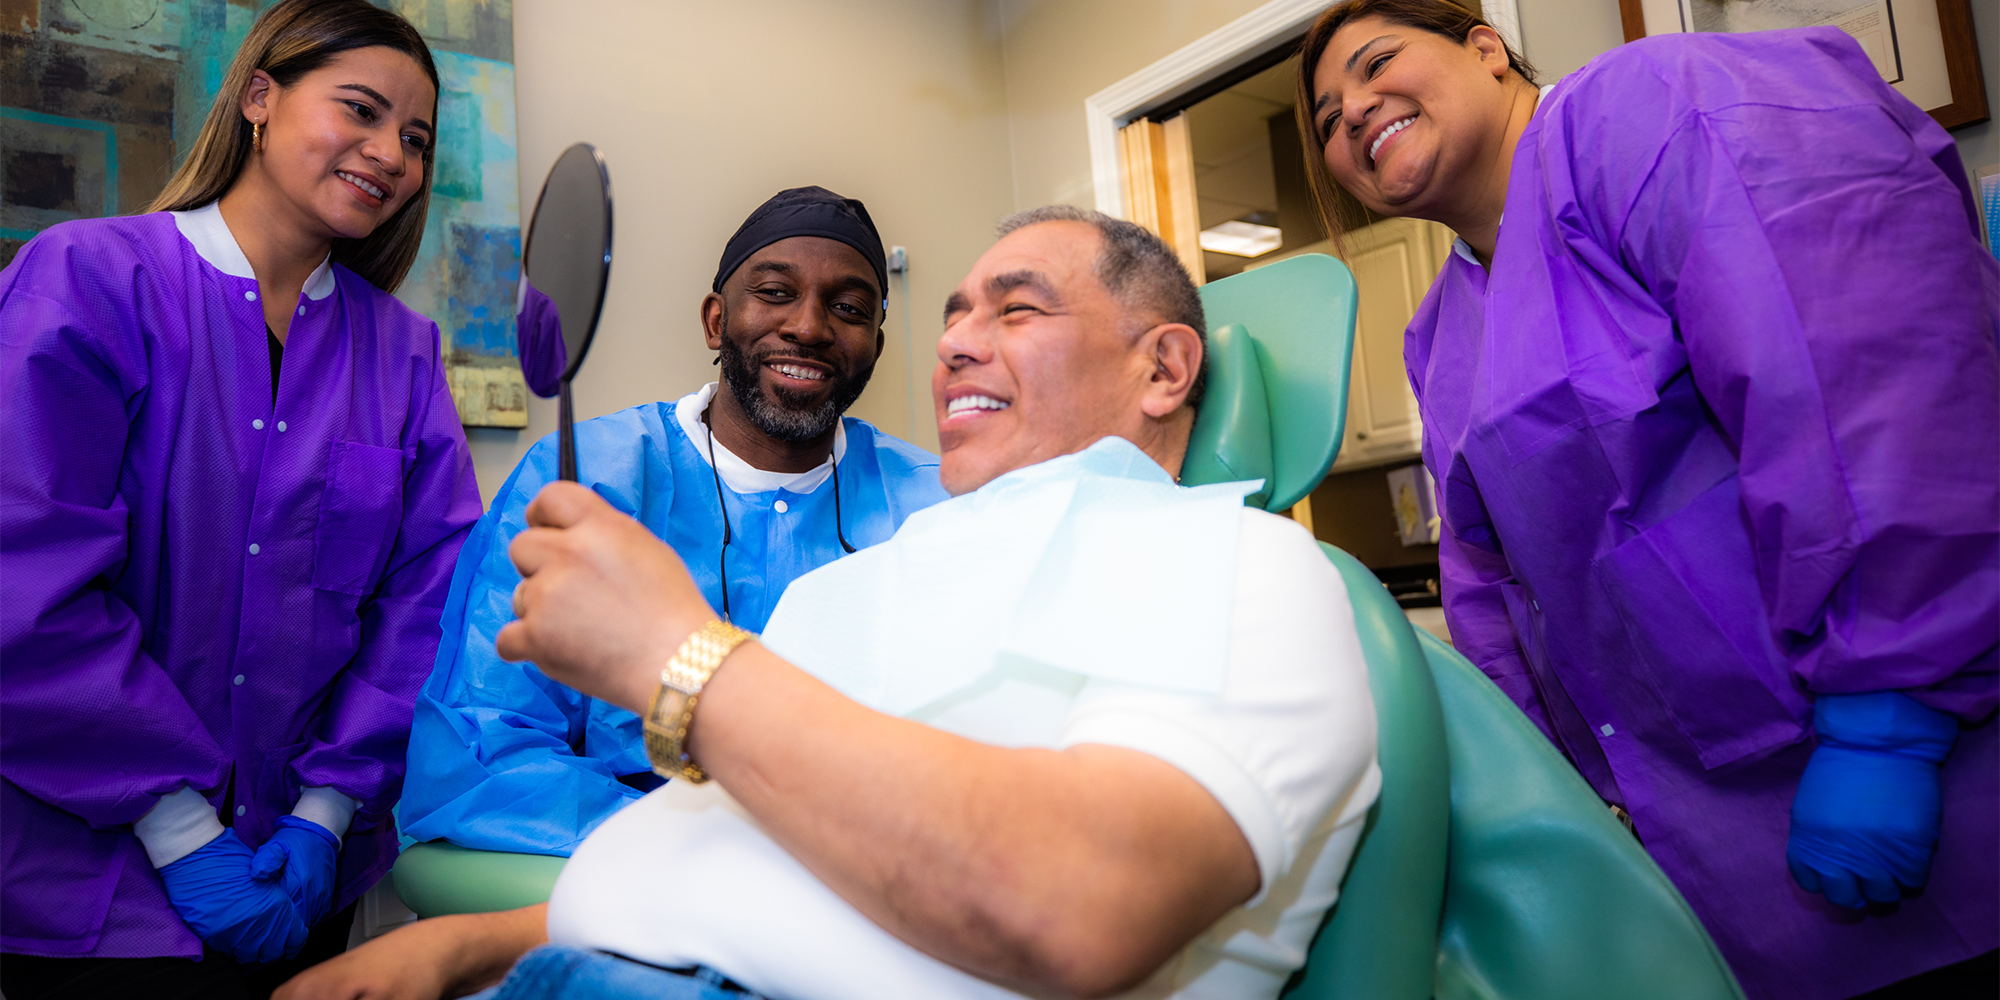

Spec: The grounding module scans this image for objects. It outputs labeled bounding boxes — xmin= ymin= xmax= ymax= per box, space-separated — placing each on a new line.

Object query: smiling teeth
xmin=1369 ymin=117 xmax=1415 ymax=165
xmin=947 ymin=395 xmax=1008 ymax=416
xmin=772 ymin=364 xmax=826 ymax=381
xmin=337 ymin=171 xmax=385 ymax=199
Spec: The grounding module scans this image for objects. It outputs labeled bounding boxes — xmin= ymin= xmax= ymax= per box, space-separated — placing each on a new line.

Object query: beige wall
xmin=470 ymin=0 xmax=1016 ymax=504
xmin=1512 ymin=0 xmax=1625 ymax=80
xmin=995 ymin=0 xmax=1275 ymax=210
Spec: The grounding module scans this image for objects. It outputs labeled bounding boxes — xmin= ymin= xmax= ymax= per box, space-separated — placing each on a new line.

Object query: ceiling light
xmin=1199 ymin=220 xmax=1283 ymax=257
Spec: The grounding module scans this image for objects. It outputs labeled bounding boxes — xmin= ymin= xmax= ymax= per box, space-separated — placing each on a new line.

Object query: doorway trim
xmin=1084 ymin=0 xmax=1523 ymax=217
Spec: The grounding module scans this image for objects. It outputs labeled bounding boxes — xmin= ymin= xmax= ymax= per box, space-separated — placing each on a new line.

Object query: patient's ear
xmin=1140 ymin=323 xmax=1202 ymax=419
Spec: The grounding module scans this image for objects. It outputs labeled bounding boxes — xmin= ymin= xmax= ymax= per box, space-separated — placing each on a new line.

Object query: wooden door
xmin=1118 ymin=114 xmax=1206 ymax=283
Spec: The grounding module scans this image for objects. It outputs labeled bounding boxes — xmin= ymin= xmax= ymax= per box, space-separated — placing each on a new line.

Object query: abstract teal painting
xmin=1 ymin=0 xmax=527 ymax=427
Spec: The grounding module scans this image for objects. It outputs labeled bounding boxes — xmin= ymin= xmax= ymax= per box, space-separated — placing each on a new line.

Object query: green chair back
xmin=1191 ymin=256 xmax=1446 ymax=1000
xmin=1298 ymin=542 xmax=1454 ymax=1000
xmin=1186 ymin=254 xmax=1357 ymax=513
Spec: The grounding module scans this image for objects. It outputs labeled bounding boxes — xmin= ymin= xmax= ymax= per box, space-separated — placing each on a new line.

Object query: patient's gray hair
xmin=997 ymin=205 xmax=1208 ymax=410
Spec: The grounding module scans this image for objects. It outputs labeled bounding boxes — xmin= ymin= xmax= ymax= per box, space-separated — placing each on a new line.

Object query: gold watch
xmin=644 ymin=620 xmax=755 ymax=783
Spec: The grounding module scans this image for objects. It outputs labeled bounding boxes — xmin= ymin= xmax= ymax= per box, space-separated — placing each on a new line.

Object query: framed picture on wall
xmin=1616 ymin=0 xmax=1989 ymax=129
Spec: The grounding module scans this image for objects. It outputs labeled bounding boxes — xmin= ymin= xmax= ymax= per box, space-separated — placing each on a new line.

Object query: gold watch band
xmin=643 ymin=620 xmax=755 ymax=784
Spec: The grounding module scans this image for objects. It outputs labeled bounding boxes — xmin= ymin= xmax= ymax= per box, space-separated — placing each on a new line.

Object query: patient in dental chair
xmin=277 ymin=207 xmax=1379 ymax=1000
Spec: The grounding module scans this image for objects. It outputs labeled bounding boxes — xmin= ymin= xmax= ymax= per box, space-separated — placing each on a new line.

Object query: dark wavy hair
xmin=148 ymin=0 xmax=438 ymax=292
xmin=1293 ymin=0 xmax=1537 ymax=251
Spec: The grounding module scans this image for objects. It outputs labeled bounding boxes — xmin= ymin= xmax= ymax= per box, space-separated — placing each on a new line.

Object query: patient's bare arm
xmin=273 ymin=904 xmax=547 ymax=1000
xmin=499 ymin=484 xmax=1259 ymax=999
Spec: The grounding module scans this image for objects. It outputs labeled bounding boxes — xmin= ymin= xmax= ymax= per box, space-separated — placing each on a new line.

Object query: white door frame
xmin=1084 ymin=0 xmax=1523 ymax=218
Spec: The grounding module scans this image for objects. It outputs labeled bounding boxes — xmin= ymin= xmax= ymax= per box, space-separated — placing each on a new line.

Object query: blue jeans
xmin=469 ymin=945 xmax=763 ymax=1000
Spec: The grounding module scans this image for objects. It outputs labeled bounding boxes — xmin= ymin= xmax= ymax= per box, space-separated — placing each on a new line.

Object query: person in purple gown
xmin=1295 ymin=1 xmax=1996 ymax=997
xmin=515 ymin=277 xmax=567 ymax=399
xmin=0 ymin=1 xmax=480 ymax=997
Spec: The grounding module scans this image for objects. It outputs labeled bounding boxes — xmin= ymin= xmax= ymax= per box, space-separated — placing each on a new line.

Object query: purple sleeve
xmin=517 ymin=281 xmax=566 ymax=399
xmin=0 ymin=256 xmax=229 ymax=826
xmin=290 ymin=336 xmax=481 ymax=819
xmin=1436 ymin=505 xmax=1555 ymax=741
xmin=1611 ymin=65 xmax=2000 ymax=719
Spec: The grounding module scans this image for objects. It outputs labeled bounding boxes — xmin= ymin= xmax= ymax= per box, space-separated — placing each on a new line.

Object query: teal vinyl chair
xmin=1183 ymin=253 xmax=1743 ymax=1000
xmin=391 ymin=839 xmax=565 ymax=918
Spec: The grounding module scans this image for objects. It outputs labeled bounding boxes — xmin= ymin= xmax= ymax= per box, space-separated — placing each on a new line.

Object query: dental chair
xmin=393 ymin=253 xmax=1744 ymax=1000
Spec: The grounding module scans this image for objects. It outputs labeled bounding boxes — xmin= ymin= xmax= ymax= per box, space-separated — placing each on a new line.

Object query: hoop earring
xmin=253 ymin=121 xmax=264 ymax=153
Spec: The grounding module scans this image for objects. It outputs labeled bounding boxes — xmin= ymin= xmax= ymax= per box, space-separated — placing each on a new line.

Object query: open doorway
xmin=1182 ymin=55 xmax=1319 ymax=281
xmin=1117 ymin=44 xmax=1455 ymax=617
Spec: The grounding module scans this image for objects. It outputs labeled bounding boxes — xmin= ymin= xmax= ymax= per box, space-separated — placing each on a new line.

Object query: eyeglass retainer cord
xmin=704 ymin=401 xmax=856 ymax=623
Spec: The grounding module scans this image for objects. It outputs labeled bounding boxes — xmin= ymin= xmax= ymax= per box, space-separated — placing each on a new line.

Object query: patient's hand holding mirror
xmin=520 ymin=142 xmax=613 ymax=481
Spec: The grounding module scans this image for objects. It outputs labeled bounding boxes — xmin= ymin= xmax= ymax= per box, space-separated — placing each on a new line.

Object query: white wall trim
xmin=1085 ymin=0 xmax=1330 ymax=216
xmin=1482 ymin=0 xmax=1525 ymax=57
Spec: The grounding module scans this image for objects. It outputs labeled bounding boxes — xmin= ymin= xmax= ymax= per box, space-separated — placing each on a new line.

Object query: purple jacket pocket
xmin=1598 ymin=476 xmax=1808 ymax=769
xmin=311 ymin=441 xmax=407 ymax=598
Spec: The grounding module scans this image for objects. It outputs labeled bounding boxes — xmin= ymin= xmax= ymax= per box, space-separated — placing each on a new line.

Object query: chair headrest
xmin=1182 ymin=253 xmax=1359 ymax=512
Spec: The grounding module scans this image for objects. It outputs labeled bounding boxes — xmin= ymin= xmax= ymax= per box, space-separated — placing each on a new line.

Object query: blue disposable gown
xmin=400 ymin=400 xmax=946 ymax=854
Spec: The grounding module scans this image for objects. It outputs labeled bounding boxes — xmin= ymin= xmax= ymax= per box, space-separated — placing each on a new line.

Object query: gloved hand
xmin=1788 ymin=691 xmax=1958 ymax=908
xmin=251 ymin=814 xmax=341 ymax=927
xmin=159 ymin=828 xmax=311 ymax=963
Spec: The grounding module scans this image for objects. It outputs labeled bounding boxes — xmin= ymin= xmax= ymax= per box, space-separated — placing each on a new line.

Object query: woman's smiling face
xmin=246 ymin=45 xmax=437 ymax=240
xmin=1309 ymin=16 xmax=1516 ymax=219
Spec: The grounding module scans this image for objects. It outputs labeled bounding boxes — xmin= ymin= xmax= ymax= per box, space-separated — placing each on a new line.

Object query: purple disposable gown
xmin=1407 ymin=29 xmax=1998 ymax=1000
xmin=0 ymin=210 xmax=482 ymax=957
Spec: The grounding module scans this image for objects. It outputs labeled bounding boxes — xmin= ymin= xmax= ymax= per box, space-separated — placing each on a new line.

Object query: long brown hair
xmin=1291 ymin=0 xmax=1537 ymax=251
xmin=148 ymin=0 xmax=439 ymax=293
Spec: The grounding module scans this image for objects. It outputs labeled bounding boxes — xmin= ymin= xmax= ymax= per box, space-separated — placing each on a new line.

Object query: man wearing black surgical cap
xmin=399 ymin=187 xmax=950 ymax=858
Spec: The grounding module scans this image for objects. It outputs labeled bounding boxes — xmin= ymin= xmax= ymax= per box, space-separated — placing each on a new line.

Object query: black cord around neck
xmin=704 ymin=413 xmax=734 ymax=624
xmin=704 ymin=400 xmax=855 ymax=622
xmin=831 ymin=455 xmax=856 ymax=554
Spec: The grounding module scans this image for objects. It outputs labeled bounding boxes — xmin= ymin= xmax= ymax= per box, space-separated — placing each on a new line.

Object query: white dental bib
xmin=761 ymin=436 xmax=1259 ymax=729
xmin=547 ymin=437 xmax=1381 ymax=1000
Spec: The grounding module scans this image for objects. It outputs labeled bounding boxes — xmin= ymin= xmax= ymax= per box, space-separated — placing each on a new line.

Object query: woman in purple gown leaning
xmin=1293 ymin=1 xmax=1996 ymax=998
xmin=0 ymin=1 xmax=480 ymax=997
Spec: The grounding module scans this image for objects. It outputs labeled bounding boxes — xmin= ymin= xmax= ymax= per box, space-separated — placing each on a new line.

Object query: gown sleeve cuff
xmin=133 ymin=785 xmax=227 ymax=868
xmin=292 ymin=786 xmax=359 ymax=839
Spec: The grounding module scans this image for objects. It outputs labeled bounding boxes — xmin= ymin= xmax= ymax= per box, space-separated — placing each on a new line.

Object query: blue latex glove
xmin=1788 ymin=691 xmax=1958 ymax=908
xmin=159 ymin=829 xmax=311 ymax=963
xmin=250 ymin=815 xmax=341 ymax=927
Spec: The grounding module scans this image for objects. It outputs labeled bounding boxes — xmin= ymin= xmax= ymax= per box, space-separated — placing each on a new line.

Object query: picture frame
xmin=1616 ymin=0 xmax=1989 ymax=129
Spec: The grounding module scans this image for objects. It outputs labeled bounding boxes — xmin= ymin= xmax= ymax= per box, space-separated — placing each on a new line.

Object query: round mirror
xmin=519 ymin=143 xmax=613 ymax=397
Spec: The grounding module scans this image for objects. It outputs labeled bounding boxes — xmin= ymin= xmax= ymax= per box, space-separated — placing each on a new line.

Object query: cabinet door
xmin=1330 ymin=217 xmax=1449 ymax=471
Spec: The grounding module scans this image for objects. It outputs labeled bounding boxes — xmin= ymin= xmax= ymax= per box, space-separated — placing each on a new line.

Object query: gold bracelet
xmin=643 ymin=620 xmax=755 ymax=784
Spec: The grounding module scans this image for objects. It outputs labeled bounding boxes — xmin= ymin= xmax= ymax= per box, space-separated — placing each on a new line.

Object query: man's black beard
xmin=716 ymin=317 xmax=873 ymax=444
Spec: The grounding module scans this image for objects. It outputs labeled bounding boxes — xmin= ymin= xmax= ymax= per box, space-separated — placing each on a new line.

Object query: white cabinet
xmin=1250 ymin=218 xmax=1453 ymax=472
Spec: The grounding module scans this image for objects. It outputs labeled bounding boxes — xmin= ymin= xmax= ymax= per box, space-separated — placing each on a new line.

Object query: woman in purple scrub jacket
xmin=1295 ymin=1 xmax=1996 ymax=998
xmin=0 ymin=2 xmax=480 ymax=997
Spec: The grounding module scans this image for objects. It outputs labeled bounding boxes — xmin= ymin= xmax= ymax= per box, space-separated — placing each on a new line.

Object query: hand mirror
xmin=519 ymin=142 xmax=613 ymax=481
